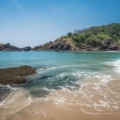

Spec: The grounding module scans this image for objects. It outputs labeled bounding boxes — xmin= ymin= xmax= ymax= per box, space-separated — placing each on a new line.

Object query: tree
xmin=67 ymin=32 xmax=72 ymax=38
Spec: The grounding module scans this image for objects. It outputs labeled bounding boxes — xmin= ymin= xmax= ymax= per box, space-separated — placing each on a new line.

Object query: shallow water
xmin=0 ymin=51 xmax=120 ymax=120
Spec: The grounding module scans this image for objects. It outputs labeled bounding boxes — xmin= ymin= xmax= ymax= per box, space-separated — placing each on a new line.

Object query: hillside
xmin=33 ymin=23 xmax=120 ymax=51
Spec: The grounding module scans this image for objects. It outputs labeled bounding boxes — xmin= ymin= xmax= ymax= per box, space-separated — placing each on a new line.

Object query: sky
xmin=0 ymin=0 xmax=120 ymax=48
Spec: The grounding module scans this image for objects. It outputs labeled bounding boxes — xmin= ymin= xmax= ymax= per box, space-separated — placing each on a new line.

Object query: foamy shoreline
xmin=0 ymin=75 xmax=120 ymax=120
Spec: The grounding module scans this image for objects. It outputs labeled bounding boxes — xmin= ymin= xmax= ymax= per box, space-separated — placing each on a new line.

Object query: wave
xmin=1 ymin=61 xmax=120 ymax=119
xmin=105 ymin=59 xmax=120 ymax=73
xmin=36 ymin=64 xmax=86 ymax=72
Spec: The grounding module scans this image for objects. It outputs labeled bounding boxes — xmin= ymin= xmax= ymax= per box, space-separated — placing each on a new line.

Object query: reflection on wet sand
xmin=0 ymin=77 xmax=120 ymax=120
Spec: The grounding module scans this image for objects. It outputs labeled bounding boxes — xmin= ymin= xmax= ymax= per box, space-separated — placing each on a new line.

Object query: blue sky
xmin=0 ymin=0 xmax=120 ymax=47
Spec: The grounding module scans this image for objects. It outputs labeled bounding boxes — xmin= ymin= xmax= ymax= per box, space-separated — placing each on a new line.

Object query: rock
xmin=33 ymin=38 xmax=120 ymax=51
xmin=30 ymin=89 xmax=49 ymax=98
xmin=0 ymin=65 xmax=36 ymax=85
xmin=21 ymin=46 xmax=31 ymax=51
xmin=0 ymin=43 xmax=31 ymax=52
xmin=33 ymin=38 xmax=77 ymax=51
xmin=100 ymin=39 xmax=118 ymax=51
xmin=0 ymin=43 xmax=21 ymax=51
xmin=93 ymin=47 xmax=100 ymax=51
xmin=0 ymin=86 xmax=12 ymax=102
xmin=1 ymin=38 xmax=120 ymax=52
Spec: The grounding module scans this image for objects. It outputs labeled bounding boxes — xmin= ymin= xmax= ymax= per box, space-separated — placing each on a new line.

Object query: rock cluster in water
xmin=0 ymin=66 xmax=36 ymax=85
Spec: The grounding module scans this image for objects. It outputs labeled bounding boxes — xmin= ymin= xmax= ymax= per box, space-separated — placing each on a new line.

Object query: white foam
xmin=1 ymin=67 xmax=120 ymax=116
xmin=105 ymin=59 xmax=120 ymax=73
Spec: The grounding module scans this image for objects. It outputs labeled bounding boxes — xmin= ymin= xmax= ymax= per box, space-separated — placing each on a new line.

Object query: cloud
xmin=13 ymin=0 xmax=26 ymax=16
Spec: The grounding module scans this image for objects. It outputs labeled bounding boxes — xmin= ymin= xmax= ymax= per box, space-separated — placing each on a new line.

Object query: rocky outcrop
xmin=33 ymin=38 xmax=77 ymax=51
xmin=1 ymin=39 xmax=120 ymax=52
xmin=0 ymin=65 xmax=36 ymax=85
xmin=0 ymin=43 xmax=21 ymax=51
xmin=21 ymin=46 xmax=31 ymax=51
xmin=0 ymin=43 xmax=32 ymax=52
xmin=33 ymin=38 xmax=120 ymax=51
xmin=99 ymin=39 xmax=119 ymax=51
xmin=77 ymin=39 xmax=120 ymax=51
xmin=79 ymin=44 xmax=93 ymax=51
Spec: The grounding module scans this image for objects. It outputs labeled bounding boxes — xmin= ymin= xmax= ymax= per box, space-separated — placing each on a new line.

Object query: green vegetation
xmin=61 ymin=23 xmax=120 ymax=47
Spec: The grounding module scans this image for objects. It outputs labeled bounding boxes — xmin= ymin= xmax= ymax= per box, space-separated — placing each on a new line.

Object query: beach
xmin=0 ymin=51 xmax=120 ymax=120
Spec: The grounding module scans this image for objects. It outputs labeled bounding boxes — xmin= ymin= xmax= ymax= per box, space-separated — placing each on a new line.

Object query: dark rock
xmin=0 ymin=43 xmax=21 ymax=51
xmin=30 ymin=89 xmax=49 ymax=98
xmin=0 ymin=65 xmax=36 ymax=85
xmin=0 ymin=86 xmax=12 ymax=102
xmin=21 ymin=46 xmax=31 ymax=51
xmin=79 ymin=44 xmax=93 ymax=51
xmin=100 ymin=39 xmax=119 ymax=51
xmin=33 ymin=38 xmax=76 ymax=51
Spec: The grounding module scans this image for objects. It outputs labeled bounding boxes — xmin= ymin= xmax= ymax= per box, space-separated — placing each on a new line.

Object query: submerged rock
xmin=0 ymin=86 xmax=12 ymax=102
xmin=30 ymin=89 xmax=49 ymax=98
xmin=0 ymin=65 xmax=36 ymax=85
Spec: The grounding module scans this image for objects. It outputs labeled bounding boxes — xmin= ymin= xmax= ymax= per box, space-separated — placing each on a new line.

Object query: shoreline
xmin=0 ymin=52 xmax=120 ymax=120
xmin=1 ymin=50 xmax=120 ymax=52
xmin=0 ymin=76 xmax=120 ymax=120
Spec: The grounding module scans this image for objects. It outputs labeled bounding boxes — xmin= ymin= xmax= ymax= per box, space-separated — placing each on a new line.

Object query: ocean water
xmin=0 ymin=51 xmax=120 ymax=120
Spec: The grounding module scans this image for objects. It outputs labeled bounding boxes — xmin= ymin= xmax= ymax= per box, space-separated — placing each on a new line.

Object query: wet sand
xmin=0 ymin=77 xmax=120 ymax=120
xmin=5 ymin=105 xmax=120 ymax=120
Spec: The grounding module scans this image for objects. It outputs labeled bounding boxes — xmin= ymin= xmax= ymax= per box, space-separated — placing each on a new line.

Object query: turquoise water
xmin=0 ymin=51 xmax=120 ymax=90
xmin=0 ymin=51 xmax=120 ymax=68
xmin=0 ymin=51 xmax=120 ymax=118
xmin=0 ymin=51 xmax=120 ymax=95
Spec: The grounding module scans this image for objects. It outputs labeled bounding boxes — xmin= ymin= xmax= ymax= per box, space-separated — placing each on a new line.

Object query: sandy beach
xmin=0 ymin=76 xmax=120 ymax=120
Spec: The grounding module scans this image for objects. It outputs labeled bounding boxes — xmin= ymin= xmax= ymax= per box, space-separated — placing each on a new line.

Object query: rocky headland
xmin=0 ymin=43 xmax=20 ymax=51
xmin=33 ymin=23 xmax=120 ymax=51
xmin=0 ymin=43 xmax=31 ymax=52
xmin=0 ymin=23 xmax=120 ymax=52
xmin=32 ymin=38 xmax=120 ymax=51
xmin=33 ymin=38 xmax=76 ymax=51
xmin=0 ymin=39 xmax=120 ymax=52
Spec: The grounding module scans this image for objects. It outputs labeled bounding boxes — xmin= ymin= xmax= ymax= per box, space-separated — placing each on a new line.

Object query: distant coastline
xmin=1 ymin=23 xmax=120 ymax=52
